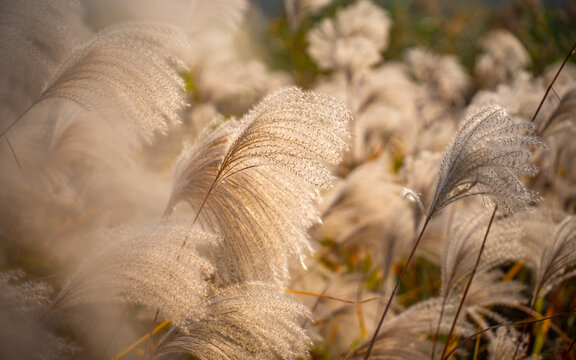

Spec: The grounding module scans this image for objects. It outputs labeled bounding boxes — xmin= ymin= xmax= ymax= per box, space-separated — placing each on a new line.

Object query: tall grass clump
xmin=1 ymin=0 xmax=575 ymax=359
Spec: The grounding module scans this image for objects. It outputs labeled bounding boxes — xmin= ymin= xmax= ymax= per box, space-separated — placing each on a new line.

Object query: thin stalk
xmin=356 ymin=274 xmax=367 ymax=340
xmin=512 ymin=289 xmax=538 ymax=359
xmin=440 ymin=205 xmax=497 ymax=360
xmin=430 ymin=295 xmax=450 ymax=359
xmin=444 ymin=313 xmax=572 ymax=359
xmin=509 ymin=42 xmax=576 ymax=360
xmin=362 ymin=213 xmax=432 ymax=360
xmin=4 ymin=136 xmax=23 ymax=172
xmin=532 ymin=286 xmax=561 ymax=356
xmin=532 ymin=40 xmax=576 ymax=126
xmin=284 ymin=288 xmax=381 ymax=305
xmin=110 ymin=320 xmax=170 ymax=360
xmin=0 ymin=102 xmax=35 ymax=138
xmin=430 ymin=205 xmax=458 ymax=359
xmin=561 ymin=336 xmax=576 ymax=360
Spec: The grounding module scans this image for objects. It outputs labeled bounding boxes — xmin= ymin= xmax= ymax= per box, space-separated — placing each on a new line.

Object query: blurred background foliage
xmin=254 ymin=0 xmax=576 ymax=88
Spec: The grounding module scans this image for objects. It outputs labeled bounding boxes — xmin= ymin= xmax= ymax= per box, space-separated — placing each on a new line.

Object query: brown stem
xmin=431 ymin=295 xmax=450 ymax=360
xmin=362 ymin=213 xmax=432 ymax=359
xmin=430 ymin=205 xmax=457 ymax=359
xmin=561 ymin=336 xmax=576 ymax=360
xmin=533 ymin=41 xmax=576 ymax=127
xmin=4 ymin=136 xmax=23 ymax=172
xmin=440 ymin=205 xmax=497 ymax=360
xmin=444 ymin=313 xmax=572 ymax=359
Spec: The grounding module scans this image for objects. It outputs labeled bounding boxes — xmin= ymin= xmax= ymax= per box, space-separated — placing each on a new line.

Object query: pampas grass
xmin=1 ymin=1 xmax=574 ymax=359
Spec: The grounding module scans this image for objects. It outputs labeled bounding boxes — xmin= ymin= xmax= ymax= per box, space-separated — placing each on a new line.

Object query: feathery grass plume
xmin=364 ymin=104 xmax=541 ymax=359
xmin=196 ymin=55 xmax=291 ymax=115
xmin=542 ymin=61 xmax=576 ymax=99
xmin=54 ymin=222 xmax=215 ymax=329
xmin=185 ymin=0 xmax=248 ymax=35
xmin=307 ymin=0 xmax=391 ymax=74
xmin=404 ymin=47 xmax=470 ymax=141
xmin=475 ymin=30 xmax=531 ymax=89
xmin=315 ymin=64 xmax=418 ymax=118
xmin=0 ymin=271 xmax=77 ymax=360
xmin=405 ymin=47 xmax=470 ymax=108
xmin=469 ymin=72 xmax=545 ymax=124
xmin=463 ymin=271 xmax=526 ymax=344
xmin=399 ymin=151 xmax=442 ymax=222
xmin=314 ymin=63 xmax=419 ymax=163
xmin=165 ymin=87 xmax=351 ymax=285
xmin=488 ymin=327 xmax=527 ymax=360
xmin=318 ymin=160 xmax=415 ymax=283
xmin=466 ymin=270 xmax=526 ymax=314
xmin=44 ymin=107 xmax=135 ymax=199
xmin=428 ymin=104 xmax=542 ymax=216
xmin=532 ymin=87 xmax=576 ymax=206
xmin=538 ymin=86 xmax=576 ymax=136
xmin=351 ymin=296 xmax=475 ymax=360
xmin=284 ymin=0 xmax=331 ymax=30
xmin=533 ymin=215 xmax=576 ymax=302
xmin=17 ymin=22 xmax=189 ymax=143
xmin=515 ymin=208 xmax=562 ymax=269
xmin=441 ymin=210 xmax=523 ymax=299
xmin=86 ymin=0 xmax=247 ymax=35
xmin=0 ymin=0 xmax=86 ymax=124
xmin=291 ymin=271 xmax=383 ymax=357
xmin=432 ymin=207 xmax=525 ymax=360
xmin=152 ymin=282 xmax=312 ymax=360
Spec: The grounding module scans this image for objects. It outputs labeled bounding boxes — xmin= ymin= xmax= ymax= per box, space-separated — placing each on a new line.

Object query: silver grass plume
xmin=53 ymin=222 xmax=215 ymax=329
xmin=24 ymin=22 xmax=189 ymax=142
xmin=0 ymin=0 xmax=84 ymax=123
xmin=463 ymin=271 xmax=526 ymax=358
xmin=465 ymin=270 xmax=526 ymax=313
xmin=405 ymin=46 xmax=470 ymax=107
xmin=463 ymin=270 xmax=525 ymax=344
xmin=363 ymin=105 xmax=540 ymax=360
xmin=428 ymin=104 xmax=542 ymax=216
xmin=165 ymin=86 xmax=351 ymax=285
xmin=318 ymin=160 xmax=414 ymax=283
xmin=307 ymin=0 xmax=391 ymax=74
xmin=475 ymin=30 xmax=530 ymax=88
xmin=515 ymin=208 xmax=562 ymax=270
xmin=0 ymin=271 xmax=76 ymax=360
xmin=441 ymin=210 xmax=523 ymax=298
xmin=86 ymin=0 xmax=247 ymax=36
xmin=533 ymin=215 xmax=576 ymax=301
xmin=152 ymin=282 xmax=311 ymax=360
xmin=352 ymin=297 xmax=475 ymax=359
xmin=488 ymin=327 xmax=527 ymax=360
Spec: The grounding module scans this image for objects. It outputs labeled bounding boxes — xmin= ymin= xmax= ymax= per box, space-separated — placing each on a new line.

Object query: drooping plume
xmin=153 ymin=283 xmax=311 ymax=360
xmin=428 ymin=104 xmax=542 ymax=216
xmin=533 ymin=215 xmax=576 ymax=301
xmin=165 ymin=87 xmax=351 ymax=285
xmin=441 ymin=209 xmax=523 ymax=298
xmin=307 ymin=0 xmax=391 ymax=74
xmin=54 ymin=221 xmax=215 ymax=329
xmin=31 ymin=22 xmax=189 ymax=142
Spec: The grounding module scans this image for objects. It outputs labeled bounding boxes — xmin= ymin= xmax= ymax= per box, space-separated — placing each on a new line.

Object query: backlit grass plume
xmin=533 ymin=215 xmax=576 ymax=302
xmin=0 ymin=271 xmax=76 ymax=360
xmin=53 ymin=222 xmax=215 ymax=329
xmin=0 ymin=0 xmax=82 ymax=124
xmin=441 ymin=211 xmax=523 ymax=299
xmin=153 ymin=283 xmax=311 ymax=360
xmin=165 ymin=86 xmax=351 ymax=285
xmin=352 ymin=296 xmax=475 ymax=359
xmin=8 ymin=22 xmax=189 ymax=143
xmin=428 ymin=104 xmax=542 ymax=216
xmin=364 ymin=104 xmax=542 ymax=359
